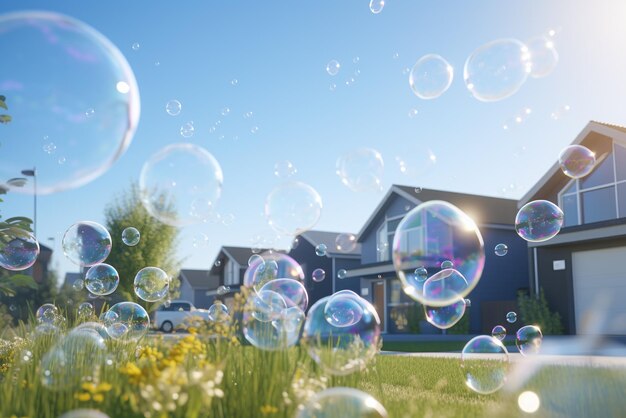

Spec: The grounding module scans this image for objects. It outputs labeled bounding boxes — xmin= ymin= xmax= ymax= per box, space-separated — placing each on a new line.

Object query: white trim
xmin=528 ymin=222 xmax=626 ymax=248
xmin=345 ymin=263 xmax=396 ymax=278
xmin=533 ymin=247 xmax=539 ymax=297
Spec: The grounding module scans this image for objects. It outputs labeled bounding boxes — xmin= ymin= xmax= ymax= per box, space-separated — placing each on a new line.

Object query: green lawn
xmin=381 ymin=340 xmax=515 ymax=353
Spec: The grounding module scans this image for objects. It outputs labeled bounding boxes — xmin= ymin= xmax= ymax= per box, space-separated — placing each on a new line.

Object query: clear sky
xmin=2 ymin=0 xmax=626 ymax=283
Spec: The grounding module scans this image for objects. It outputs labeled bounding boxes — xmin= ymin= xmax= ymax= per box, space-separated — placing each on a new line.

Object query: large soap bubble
xmin=424 ymin=298 xmax=467 ymax=329
xmin=392 ymin=200 xmax=485 ymax=306
xmin=103 ymin=302 xmax=150 ymax=342
xmin=0 ymin=228 xmax=40 ymax=271
xmin=297 ymin=387 xmax=388 ymax=418
xmin=243 ymin=293 xmax=304 ymax=351
xmin=0 ymin=11 xmax=139 ymax=194
xmin=464 ymin=39 xmax=531 ymax=102
xmin=302 ymin=295 xmax=381 ymax=375
xmin=139 ymin=143 xmax=224 ymax=226
xmin=409 ymin=54 xmax=454 ymax=100
xmin=515 ymin=200 xmax=563 ymax=242
xmin=259 ymin=278 xmax=309 ymax=312
xmin=85 ymin=263 xmax=119 ymax=296
xmin=526 ymin=36 xmax=559 ymax=78
xmin=324 ymin=290 xmax=364 ymax=328
xmin=62 ymin=221 xmax=112 ymax=267
xmin=516 ymin=325 xmax=543 ymax=356
xmin=461 ymin=335 xmax=509 ymax=394
xmin=265 ymin=181 xmax=323 ymax=236
xmin=243 ymin=251 xmax=304 ymax=292
xmin=336 ymin=148 xmax=384 ymax=192
xmin=134 ymin=266 xmax=170 ymax=302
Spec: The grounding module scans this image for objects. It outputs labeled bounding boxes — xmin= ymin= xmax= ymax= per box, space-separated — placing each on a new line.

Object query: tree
xmin=104 ymin=184 xmax=181 ymax=306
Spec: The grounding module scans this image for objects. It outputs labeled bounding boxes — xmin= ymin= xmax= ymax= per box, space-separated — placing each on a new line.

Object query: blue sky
xmin=2 ymin=0 xmax=626 ymax=282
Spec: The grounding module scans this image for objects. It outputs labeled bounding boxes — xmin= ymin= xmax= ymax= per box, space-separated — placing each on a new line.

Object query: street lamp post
xmin=21 ymin=168 xmax=37 ymax=238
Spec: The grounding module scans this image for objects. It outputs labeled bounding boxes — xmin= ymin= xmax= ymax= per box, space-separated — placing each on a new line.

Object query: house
xmin=32 ymin=243 xmax=52 ymax=284
xmin=207 ymin=246 xmax=261 ymax=310
xmin=178 ymin=269 xmax=219 ymax=309
xmin=519 ymin=121 xmax=626 ymax=336
xmin=348 ymin=185 xmax=529 ymax=334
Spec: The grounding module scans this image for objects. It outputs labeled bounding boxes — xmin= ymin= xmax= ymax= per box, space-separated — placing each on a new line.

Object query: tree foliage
xmin=517 ymin=288 xmax=564 ymax=335
xmin=104 ymin=184 xmax=181 ymax=305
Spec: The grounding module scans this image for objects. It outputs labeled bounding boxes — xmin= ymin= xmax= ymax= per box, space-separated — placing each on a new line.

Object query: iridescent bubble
xmin=424 ymin=298 xmax=466 ymax=329
xmin=36 ymin=303 xmax=59 ymax=324
xmin=265 ymin=181 xmax=323 ymax=236
xmin=441 ymin=260 xmax=454 ymax=269
xmin=248 ymin=254 xmax=263 ymax=266
xmin=217 ymin=285 xmax=230 ymax=295
xmin=316 ymin=243 xmax=328 ymax=256
xmin=312 ymin=268 xmax=326 ymax=282
xmin=409 ymin=54 xmax=454 ymax=100
xmin=413 ymin=267 xmax=428 ymax=283
xmin=464 ymin=298 xmax=471 ymax=307
xmin=139 ymin=143 xmax=224 ymax=226
xmin=335 ymin=233 xmax=357 ymax=252
xmin=337 ymin=269 xmax=348 ymax=279
xmin=77 ymin=302 xmax=94 ymax=318
xmin=208 ymin=303 xmax=230 ymax=322
xmin=326 ymin=60 xmax=341 ymax=76
xmin=492 ymin=325 xmax=506 ymax=341
xmin=336 ymin=148 xmax=384 ymax=192
xmin=0 ymin=11 xmax=139 ymax=194
xmin=302 ymin=295 xmax=381 ymax=375
xmin=393 ymin=201 xmax=484 ymax=306
xmin=558 ymin=145 xmax=595 ymax=179
xmin=526 ymin=36 xmax=558 ymax=78
xmin=515 ymin=200 xmax=564 ymax=242
xmin=273 ymin=161 xmax=297 ymax=178
xmin=180 ymin=121 xmax=195 ymax=138
xmin=243 ymin=251 xmax=304 ymax=292
xmin=85 ymin=263 xmax=119 ymax=296
xmin=244 ymin=298 xmax=304 ymax=351
xmin=72 ymin=279 xmax=84 ymax=291
xmin=324 ymin=290 xmax=364 ymax=327
xmin=272 ymin=306 xmax=305 ymax=334
xmin=464 ymin=39 xmax=531 ymax=102
xmin=494 ymin=243 xmax=508 ymax=256
xmin=62 ymin=221 xmax=112 ymax=267
xmin=506 ymin=311 xmax=518 ymax=323
xmin=103 ymin=302 xmax=149 ymax=342
xmin=259 ymin=278 xmax=309 ymax=312
xmin=166 ymin=100 xmax=182 ymax=116
xmin=369 ymin=0 xmax=385 ymax=14
xmin=0 ymin=228 xmax=40 ymax=271
xmin=376 ymin=241 xmax=389 ymax=254
xmin=297 ymin=387 xmax=388 ymax=418
xmin=134 ymin=267 xmax=169 ymax=302
xmin=461 ymin=335 xmax=509 ymax=395
xmin=122 ymin=227 xmax=140 ymax=246
xmin=250 ymin=289 xmax=287 ymax=323
xmin=516 ymin=325 xmax=543 ymax=356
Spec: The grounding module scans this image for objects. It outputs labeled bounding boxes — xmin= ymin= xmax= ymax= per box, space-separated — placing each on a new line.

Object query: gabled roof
xmin=519 ymin=121 xmax=626 ymax=207
xmin=179 ymin=269 xmax=218 ymax=289
xmin=298 ymin=230 xmax=361 ymax=257
xmin=358 ymin=184 xmax=518 ymax=241
xmin=222 ymin=246 xmax=259 ymax=266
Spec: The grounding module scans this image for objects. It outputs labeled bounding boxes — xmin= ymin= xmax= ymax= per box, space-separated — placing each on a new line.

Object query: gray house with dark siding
xmin=178 ymin=269 xmax=219 ymax=309
xmin=519 ymin=121 xmax=626 ymax=336
xmin=349 ymin=185 xmax=529 ymax=334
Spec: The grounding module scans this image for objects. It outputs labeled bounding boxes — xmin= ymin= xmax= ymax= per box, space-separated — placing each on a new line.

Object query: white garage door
xmin=572 ymin=247 xmax=626 ymax=335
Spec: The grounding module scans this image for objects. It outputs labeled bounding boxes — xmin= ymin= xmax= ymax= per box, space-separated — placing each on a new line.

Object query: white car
xmin=153 ymin=300 xmax=210 ymax=332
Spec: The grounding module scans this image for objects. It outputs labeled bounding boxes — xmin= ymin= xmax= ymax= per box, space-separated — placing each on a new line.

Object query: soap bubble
xmin=312 ymin=268 xmax=326 ymax=282
xmin=326 ymin=60 xmax=340 ymax=76
xmin=103 ymin=302 xmax=149 ymax=342
xmin=0 ymin=228 xmax=40 ymax=271
xmin=208 ymin=303 xmax=230 ymax=322
xmin=139 ymin=143 xmax=224 ymax=226
xmin=409 ymin=54 xmax=454 ymax=99
xmin=243 ymin=251 xmax=304 ymax=292
xmin=59 ymin=410 xmax=110 ymax=418
xmin=72 ymin=279 xmax=84 ymax=291
xmin=85 ymin=263 xmax=119 ymax=296
xmin=464 ymin=298 xmax=471 ymax=307
xmin=0 ymin=11 xmax=139 ymax=194
xmin=274 ymin=161 xmax=297 ymax=178
xmin=527 ymin=36 xmax=558 ymax=78
xmin=248 ymin=254 xmax=263 ymax=266
xmin=165 ymin=99 xmax=182 ymax=116
xmin=134 ymin=267 xmax=169 ymax=302
xmin=369 ymin=0 xmax=385 ymax=14
xmin=259 ymin=278 xmax=309 ymax=312
xmin=336 ymin=148 xmax=384 ymax=192
xmin=316 ymin=243 xmax=328 ymax=256
xmin=516 ymin=325 xmax=543 ymax=356
xmin=494 ymin=243 xmax=508 ymax=256
xmin=192 ymin=232 xmax=208 ymax=248
xmin=122 ymin=227 xmax=140 ymax=246
xmin=440 ymin=260 xmax=454 ymax=269
xmin=180 ymin=121 xmax=195 ymax=138
xmin=408 ymin=108 xmax=419 ymax=118
xmin=337 ymin=269 xmax=348 ymax=279
xmin=36 ymin=303 xmax=59 ymax=324
xmin=77 ymin=302 xmax=94 ymax=318
xmin=558 ymin=145 xmax=595 ymax=179
xmin=492 ymin=325 xmax=506 ymax=341
xmin=265 ymin=181 xmax=323 ymax=236
xmin=414 ymin=266 xmax=428 ymax=282
xmin=217 ymin=285 xmax=230 ymax=295
xmin=250 ymin=289 xmax=287 ymax=323
xmin=425 ymin=298 xmax=466 ymax=329
xmin=272 ymin=306 xmax=305 ymax=334
xmin=461 ymin=335 xmax=509 ymax=394
xmin=243 ymin=300 xmax=304 ymax=351
xmin=131 ymin=42 xmax=140 ymax=51
xmin=335 ymin=233 xmax=357 ymax=252
xmin=303 ymin=295 xmax=381 ymax=375
xmin=515 ymin=200 xmax=564 ymax=242
xmin=506 ymin=311 xmax=518 ymax=323
xmin=62 ymin=221 xmax=112 ymax=267
xmin=297 ymin=387 xmax=388 ymax=418
xmin=464 ymin=39 xmax=531 ymax=102
xmin=324 ymin=290 xmax=364 ymax=327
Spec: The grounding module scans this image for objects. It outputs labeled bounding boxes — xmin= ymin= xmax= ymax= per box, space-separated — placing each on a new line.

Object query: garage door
xmin=572 ymin=247 xmax=626 ymax=335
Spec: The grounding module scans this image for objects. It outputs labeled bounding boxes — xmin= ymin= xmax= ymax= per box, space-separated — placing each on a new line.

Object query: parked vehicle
xmin=153 ymin=300 xmax=210 ymax=332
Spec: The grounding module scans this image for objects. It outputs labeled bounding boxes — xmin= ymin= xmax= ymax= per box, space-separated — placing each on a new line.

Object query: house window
xmin=224 ymin=259 xmax=239 ymax=286
xmin=559 ymin=142 xmax=626 ymax=226
xmin=377 ymin=222 xmax=389 ymax=262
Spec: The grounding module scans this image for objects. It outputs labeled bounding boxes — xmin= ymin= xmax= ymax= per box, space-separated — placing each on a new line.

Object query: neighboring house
xmin=349 ymin=185 xmax=529 ymax=334
xmin=207 ymin=246 xmax=260 ymax=311
xmin=288 ymin=230 xmax=362 ymax=308
xmin=32 ymin=243 xmax=52 ymax=284
xmin=178 ymin=269 xmax=219 ymax=309
xmin=519 ymin=121 xmax=626 ymax=336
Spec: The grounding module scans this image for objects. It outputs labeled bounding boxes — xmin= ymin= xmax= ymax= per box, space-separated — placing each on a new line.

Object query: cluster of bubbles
xmin=0 ymin=228 xmax=40 ymax=271
xmin=336 ymin=148 xmax=384 ymax=192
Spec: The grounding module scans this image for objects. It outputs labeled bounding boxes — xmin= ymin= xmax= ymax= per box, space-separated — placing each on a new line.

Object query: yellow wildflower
xmin=260 ymin=404 xmax=278 ymax=415
xmin=75 ymin=392 xmax=91 ymax=402
xmin=92 ymin=393 xmax=104 ymax=403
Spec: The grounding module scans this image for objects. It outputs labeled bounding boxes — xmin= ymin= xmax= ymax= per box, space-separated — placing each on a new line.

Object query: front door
xmin=372 ymin=281 xmax=386 ymax=332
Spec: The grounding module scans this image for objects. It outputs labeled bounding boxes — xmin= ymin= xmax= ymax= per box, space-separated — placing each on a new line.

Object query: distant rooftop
xmin=298 ymin=230 xmax=361 ymax=256
xmin=180 ymin=269 xmax=218 ymax=289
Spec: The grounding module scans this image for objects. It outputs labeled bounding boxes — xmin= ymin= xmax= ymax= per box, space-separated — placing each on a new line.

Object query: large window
xmin=376 ymin=215 xmax=404 ymax=262
xmin=224 ymin=259 xmax=240 ymax=286
xmin=559 ymin=142 xmax=626 ymax=226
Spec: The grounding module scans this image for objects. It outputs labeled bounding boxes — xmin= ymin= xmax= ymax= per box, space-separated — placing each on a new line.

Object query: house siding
xmin=194 ymin=289 xmax=213 ymax=309
xmin=179 ymin=278 xmax=194 ymax=303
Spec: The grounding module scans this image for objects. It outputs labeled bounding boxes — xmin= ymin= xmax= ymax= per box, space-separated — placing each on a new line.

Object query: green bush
xmin=448 ymin=308 xmax=470 ymax=334
xmin=517 ymin=288 xmax=564 ymax=335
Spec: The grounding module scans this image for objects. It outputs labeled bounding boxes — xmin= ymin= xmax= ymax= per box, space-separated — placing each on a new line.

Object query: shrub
xmin=517 ymin=288 xmax=564 ymax=335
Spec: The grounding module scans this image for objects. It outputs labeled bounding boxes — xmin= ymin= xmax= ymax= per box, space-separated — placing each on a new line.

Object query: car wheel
xmin=161 ymin=321 xmax=174 ymax=333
